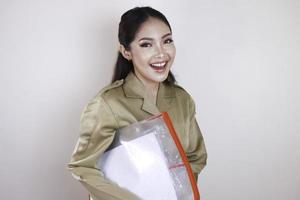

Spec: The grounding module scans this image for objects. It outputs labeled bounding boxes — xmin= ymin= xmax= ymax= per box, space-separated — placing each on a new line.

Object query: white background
xmin=0 ymin=0 xmax=299 ymax=199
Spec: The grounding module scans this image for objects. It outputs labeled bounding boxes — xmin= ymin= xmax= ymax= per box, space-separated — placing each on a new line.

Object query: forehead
xmin=134 ymin=18 xmax=171 ymax=40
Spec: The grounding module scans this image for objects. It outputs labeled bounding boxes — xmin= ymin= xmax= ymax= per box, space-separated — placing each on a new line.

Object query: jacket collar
xmin=122 ymin=72 xmax=175 ymax=115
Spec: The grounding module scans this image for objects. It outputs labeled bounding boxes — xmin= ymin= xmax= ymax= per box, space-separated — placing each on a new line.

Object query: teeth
xmin=151 ymin=62 xmax=166 ymax=67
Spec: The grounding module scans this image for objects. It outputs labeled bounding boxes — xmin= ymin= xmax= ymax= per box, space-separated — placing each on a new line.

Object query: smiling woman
xmin=68 ymin=6 xmax=207 ymax=200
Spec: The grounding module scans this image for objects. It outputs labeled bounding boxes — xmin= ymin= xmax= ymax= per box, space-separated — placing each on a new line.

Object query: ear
xmin=119 ymin=44 xmax=132 ymax=61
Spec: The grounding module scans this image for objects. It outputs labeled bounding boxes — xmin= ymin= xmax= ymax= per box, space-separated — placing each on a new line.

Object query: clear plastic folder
xmin=97 ymin=112 xmax=200 ymax=200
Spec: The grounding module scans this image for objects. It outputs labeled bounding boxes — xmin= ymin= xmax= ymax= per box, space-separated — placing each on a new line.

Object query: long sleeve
xmin=185 ymin=97 xmax=207 ymax=174
xmin=68 ymin=96 xmax=140 ymax=200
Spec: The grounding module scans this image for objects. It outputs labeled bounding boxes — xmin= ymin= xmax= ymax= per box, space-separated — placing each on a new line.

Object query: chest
xmin=109 ymin=97 xmax=190 ymax=150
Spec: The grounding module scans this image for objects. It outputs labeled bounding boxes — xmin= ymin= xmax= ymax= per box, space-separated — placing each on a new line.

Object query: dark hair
xmin=111 ymin=6 xmax=176 ymax=84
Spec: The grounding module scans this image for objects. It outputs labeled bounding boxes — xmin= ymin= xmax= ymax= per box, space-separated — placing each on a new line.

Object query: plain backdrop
xmin=0 ymin=0 xmax=299 ymax=199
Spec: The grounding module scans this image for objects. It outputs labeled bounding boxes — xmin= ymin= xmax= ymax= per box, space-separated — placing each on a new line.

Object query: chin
xmin=152 ymin=74 xmax=169 ymax=83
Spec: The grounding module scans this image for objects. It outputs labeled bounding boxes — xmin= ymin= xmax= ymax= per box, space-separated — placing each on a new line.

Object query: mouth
xmin=149 ymin=61 xmax=168 ymax=72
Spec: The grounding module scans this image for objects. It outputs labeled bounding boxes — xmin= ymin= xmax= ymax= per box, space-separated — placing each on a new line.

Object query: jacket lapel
xmin=141 ymin=98 xmax=160 ymax=115
xmin=122 ymin=72 xmax=175 ymax=115
xmin=157 ymin=82 xmax=175 ymax=112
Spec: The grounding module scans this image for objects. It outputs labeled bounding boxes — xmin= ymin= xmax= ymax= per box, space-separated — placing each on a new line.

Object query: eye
xmin=140 ymin=42 xmax=152 ymax=48
xmin=164 ymin=38 xmax=173 ymax=44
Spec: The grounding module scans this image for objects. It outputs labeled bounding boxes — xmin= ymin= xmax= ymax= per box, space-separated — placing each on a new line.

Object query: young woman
xmin=68 ymin=6 xmax=207 ymax=200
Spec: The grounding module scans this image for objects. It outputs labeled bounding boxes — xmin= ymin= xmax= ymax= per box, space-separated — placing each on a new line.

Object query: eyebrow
xmin=138 ymin=33 xmax=172 ymax=42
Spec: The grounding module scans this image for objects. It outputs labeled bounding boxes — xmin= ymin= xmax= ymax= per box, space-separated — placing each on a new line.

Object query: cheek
xmin=132 ymin=50 xmax=151 ymax=64
xmin=172 ymin=48 xmax=176 ymax=58
xmin=166 ymin=46 xmax=176 ymax=59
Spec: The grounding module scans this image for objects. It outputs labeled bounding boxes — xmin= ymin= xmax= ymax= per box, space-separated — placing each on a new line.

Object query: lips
xmin=150 ymin=62 xmax=167 ymax=71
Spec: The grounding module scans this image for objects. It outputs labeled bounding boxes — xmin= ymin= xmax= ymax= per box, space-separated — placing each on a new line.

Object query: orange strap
xmin=162 ymin=112 xmax=200 ymax=200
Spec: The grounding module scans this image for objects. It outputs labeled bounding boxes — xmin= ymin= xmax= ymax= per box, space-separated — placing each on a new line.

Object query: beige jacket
xmin=68 ymin=72 xmax=207 ymax=200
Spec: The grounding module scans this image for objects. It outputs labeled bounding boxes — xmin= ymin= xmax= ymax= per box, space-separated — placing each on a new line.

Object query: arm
xmin=68 ymin=96 xmax=140 ymax=200
xmin=186 ymin=97 xmax=208 ymax=175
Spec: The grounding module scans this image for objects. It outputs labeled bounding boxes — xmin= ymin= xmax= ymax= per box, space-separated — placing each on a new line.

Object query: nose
xmin=155 ymin=53 xmax=164 ymax=58
xmin=154 ymin=44 xmax=166 ymax=59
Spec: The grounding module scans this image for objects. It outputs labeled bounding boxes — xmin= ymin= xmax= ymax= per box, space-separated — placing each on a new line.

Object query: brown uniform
xmin=68 ymin=72 xmax=207 ymax=200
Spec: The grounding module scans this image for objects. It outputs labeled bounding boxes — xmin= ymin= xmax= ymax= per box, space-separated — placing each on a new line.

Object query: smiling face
xmin=121 ymin=17 xmax=176 ymax=86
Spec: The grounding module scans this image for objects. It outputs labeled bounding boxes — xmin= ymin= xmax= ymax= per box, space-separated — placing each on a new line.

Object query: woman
xmin=68 ymin=6 xmax=207 ymax=200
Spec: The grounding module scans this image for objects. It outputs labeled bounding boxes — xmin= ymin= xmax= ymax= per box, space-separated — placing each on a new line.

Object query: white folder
xmin=96 ymin=112 xmax=199 ymax=200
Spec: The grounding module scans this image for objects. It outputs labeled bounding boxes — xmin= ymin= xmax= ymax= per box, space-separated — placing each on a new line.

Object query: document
xmin=99 ymin=133 xmax=177 ymax=200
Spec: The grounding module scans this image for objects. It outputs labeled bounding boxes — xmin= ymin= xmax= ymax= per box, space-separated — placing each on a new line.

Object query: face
xmin=122 ymin=18 xmax=176 ymax=86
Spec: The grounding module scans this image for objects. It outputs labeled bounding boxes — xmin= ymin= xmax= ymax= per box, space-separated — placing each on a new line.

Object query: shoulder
xmin=79 ymin=82 xmax=122 ymax=129
xmin=83 ymin=79 xmax=124 ymax=110
xmin=170 ymin=83 xmax=197 ymax=113
xmin=171 ymin=83 xmax=193 ymax=101
xmin=93 ymin=79 xmax=125 ymax=100
xmin=100 ymin=79 xmax=124 ymax=95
